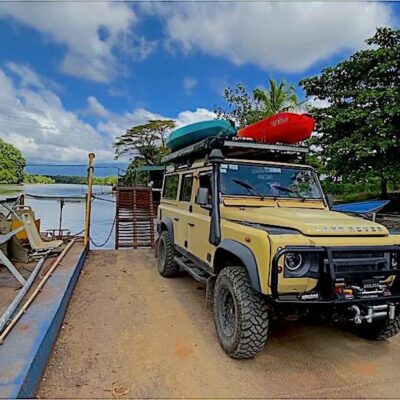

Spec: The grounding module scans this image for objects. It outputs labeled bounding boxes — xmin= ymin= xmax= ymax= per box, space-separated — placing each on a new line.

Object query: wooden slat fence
xmin=115 ymin=187 xmax=155 ymax=249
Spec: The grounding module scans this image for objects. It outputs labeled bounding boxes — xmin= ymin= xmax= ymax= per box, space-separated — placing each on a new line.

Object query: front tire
xmin=157 ymin=231 xmax=179 ymax=277
xmin=213 ymin=266 xmax=269 ymax=359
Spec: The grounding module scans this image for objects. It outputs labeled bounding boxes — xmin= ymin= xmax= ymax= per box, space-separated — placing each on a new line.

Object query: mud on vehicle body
xmin=156 ymin=138 xmax=400 ymax=359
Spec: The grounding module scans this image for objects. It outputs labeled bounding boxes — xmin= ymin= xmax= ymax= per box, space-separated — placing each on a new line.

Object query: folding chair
xmin=13 ymin=205 xmax=63 ymax=252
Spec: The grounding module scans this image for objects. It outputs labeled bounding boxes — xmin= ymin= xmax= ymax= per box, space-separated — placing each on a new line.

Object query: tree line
xmin=0 ymin=140 xmax=117 ymax=186
xmin=115 ymin=27 xmax=399 ymax=199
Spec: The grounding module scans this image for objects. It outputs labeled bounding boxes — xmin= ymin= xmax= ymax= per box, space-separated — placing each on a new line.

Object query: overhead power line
xmin=26 ymin=163 xmax=123 ymax=169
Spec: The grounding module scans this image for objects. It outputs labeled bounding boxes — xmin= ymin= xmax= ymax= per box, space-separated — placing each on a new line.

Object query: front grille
xmin=326 ymin=252 xmax=392 ymax=276
xmin=334 ymin=261 xmax=388 ymax=274
xmin=332 ymin=252 xmax=384 ymax=259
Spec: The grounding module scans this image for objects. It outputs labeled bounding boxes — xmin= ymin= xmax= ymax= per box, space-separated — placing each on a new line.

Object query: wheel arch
xmin=213 ymin=239 xmax=262 ymax=292
xmin=158 ymin=217 xmax=174 ymax=242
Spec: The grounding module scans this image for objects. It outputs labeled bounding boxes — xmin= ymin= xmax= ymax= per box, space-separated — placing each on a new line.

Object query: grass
xmin=0 ymin=186 xmax=21 ymax=196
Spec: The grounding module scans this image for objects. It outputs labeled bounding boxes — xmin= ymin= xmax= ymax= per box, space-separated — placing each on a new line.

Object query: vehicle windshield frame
xmin=219 ymin=161 xmax=324 ymax=201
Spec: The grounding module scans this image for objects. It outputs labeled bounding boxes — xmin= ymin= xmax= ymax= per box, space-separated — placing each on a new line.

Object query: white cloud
xmin=97 ymin=107 xmax=164 ymax=140
xmin=96 ymin=105 xmax=215 ymax=159
xmin=0 ymin=64 xmax=216 ymax=163
xmin=183 ymin=77 xmax=198 ymax=94
xmin=87 ymin=96 xmax=109 ymax=118
xmin=306 ymin=96 xmax=331 ymax=109
xmin=0 ymin=65 xmax=114 ymax=162
xmin=0 ymin=3 xmax=155 ymax=82
xmin=97 ymin=100 xmax=215 ymax=141
xmin=175 ymin=108 xmax=215 ymax=128
xmin=153 ymin=2 xmax=394 ymax=73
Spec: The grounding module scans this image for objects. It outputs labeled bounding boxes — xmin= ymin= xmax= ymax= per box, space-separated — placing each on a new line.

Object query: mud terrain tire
xmin=213 ymin=266 xmax=269 ymax=358
xmin=356 ymin=314 xmax=400 ymax=340
xmin=157 ymin=231 xmax=179 ymax=277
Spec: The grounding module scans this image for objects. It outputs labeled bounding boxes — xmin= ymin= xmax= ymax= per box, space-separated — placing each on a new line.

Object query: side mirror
xmin=326 ymin=193 xmax=334 ymax=209
xmin=196 ymin=187 xmax=210 ymax=206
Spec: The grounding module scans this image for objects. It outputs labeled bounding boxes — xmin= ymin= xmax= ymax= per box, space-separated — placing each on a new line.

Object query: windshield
xmin=220 ymin=163 xmax=323 ymax=200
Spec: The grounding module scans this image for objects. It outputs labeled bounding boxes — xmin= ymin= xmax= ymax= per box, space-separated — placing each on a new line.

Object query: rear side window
xmin=163 ymin=174 xmax=179 ymax=200
xmin=180 ymin=174 xmax=193 ymax=202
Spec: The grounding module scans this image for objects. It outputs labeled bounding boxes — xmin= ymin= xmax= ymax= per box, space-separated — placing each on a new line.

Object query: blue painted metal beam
xmin=0 ymin=243 xmax=88 ymax=399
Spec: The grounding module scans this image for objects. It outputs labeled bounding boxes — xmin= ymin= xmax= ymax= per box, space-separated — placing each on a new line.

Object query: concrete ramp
xmin=39 ymin=250 xmax=400 ymax=398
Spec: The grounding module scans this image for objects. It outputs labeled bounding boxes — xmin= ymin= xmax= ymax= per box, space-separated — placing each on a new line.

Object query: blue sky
xmin=0 ymin=1 xmax=398 ymax=166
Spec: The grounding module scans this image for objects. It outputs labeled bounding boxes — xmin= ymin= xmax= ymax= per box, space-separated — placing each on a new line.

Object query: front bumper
xmin=271 ymin=245 xmax=400 ymax=306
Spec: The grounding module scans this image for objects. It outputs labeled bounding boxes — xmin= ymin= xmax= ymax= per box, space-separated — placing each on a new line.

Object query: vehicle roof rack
xmin=161 ymin=136 xmax=309 ymax=165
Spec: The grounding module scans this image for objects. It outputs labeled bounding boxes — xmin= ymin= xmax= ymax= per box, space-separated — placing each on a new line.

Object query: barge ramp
xmin=38 ymin=249 xmax=400 ymax=398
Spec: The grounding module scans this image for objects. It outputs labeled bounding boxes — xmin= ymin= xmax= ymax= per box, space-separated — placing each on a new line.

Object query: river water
xmin=0 ymin=184 xmax=116 ymax=249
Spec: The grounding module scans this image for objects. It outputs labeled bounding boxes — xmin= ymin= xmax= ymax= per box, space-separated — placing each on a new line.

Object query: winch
xmin=334 ymin=279 xmax=392 ymax=300
xmin=350 ymin=303 xmax=397 ymax=324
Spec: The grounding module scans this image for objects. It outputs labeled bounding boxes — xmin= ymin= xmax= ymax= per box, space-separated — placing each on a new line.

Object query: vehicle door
xmin=187 ymin=170 xmax=212 ymax=263
xmin=160 ymin=173 xmax=185 ymax=247
xmin=177 ymin=173 xmax=194 ymax=250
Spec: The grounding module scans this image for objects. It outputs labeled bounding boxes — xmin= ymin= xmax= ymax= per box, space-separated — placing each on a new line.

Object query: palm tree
xmin=253 ymin=78 xmax=300 ymax=117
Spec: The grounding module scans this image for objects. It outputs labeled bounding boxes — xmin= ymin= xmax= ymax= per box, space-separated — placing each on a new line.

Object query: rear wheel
xmin=213 ymin=266 xmax=269 ymax=359
xmin=157 ymin=231 xmax=179 ymax=277
xmin=355 ymin=314 xmax=400 ymax=340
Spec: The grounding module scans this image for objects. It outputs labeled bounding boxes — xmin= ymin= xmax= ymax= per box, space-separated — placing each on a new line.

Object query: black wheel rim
xmin=159 ymin=238 xmax=166 ymax=271
xmin=219 ymin=286 xmax=236 ymax=337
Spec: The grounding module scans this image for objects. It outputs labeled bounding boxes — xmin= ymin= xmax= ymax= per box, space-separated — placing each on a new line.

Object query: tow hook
xmin=351 ymin=305 xmax=362 ymax=324
xmin=350 ymin=303 xmax=396 ymax=324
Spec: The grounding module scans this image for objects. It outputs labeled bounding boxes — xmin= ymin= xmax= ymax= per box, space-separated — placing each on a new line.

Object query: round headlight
xmin=284 ymin=253 xmax=303 ymax=271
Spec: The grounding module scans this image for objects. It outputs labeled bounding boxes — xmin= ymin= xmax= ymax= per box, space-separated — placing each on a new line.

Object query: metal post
xmin=58 ymin=198 xmax=65 ymax=238
xmin=84 ymin=153 xmax=95 ymax=247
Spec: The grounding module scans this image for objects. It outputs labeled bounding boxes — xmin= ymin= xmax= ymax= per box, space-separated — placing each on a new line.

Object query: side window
xmin=163 ymin=174 xmax=179 ymax=200
xmin=197 ymin=172 xmax=212 ymax=204
xmin=180 ymin=174 xmax=193 ymax=202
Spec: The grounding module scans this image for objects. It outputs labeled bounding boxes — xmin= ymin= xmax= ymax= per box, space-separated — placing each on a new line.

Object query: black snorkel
xmin=208 ymin=148 xmax=225 ymax=246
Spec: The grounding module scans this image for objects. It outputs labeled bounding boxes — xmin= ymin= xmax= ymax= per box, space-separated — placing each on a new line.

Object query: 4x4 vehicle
xmin=156 ymin=138 xmax=400 ymax=359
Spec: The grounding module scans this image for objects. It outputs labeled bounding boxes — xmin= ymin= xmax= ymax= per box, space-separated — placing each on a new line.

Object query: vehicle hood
xmin=221 ymin=206 xmax=389 ymax=236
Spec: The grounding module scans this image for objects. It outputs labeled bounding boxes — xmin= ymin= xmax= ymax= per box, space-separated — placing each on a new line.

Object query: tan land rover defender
xmin=156 ymin=138 xmax=400 ymax=359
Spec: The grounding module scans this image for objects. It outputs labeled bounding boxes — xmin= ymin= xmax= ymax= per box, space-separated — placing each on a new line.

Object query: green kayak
xmin=167 ymin=120 xmax=236 ymax=152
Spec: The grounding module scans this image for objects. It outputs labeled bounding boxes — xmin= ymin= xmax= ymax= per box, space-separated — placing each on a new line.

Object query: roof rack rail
xmin=161 ymin=136 xmax=309 ymax=165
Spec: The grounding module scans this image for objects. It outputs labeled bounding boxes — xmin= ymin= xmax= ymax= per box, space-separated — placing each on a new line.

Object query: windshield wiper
xmin=232 ymin=179 xmax=265 ymax=200
xmin=270 ymin=184 xmax=306 ymax=200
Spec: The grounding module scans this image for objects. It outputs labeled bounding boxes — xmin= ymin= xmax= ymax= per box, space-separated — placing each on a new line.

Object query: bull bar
xmin=271 ymin=245 xmax=400 ymax=305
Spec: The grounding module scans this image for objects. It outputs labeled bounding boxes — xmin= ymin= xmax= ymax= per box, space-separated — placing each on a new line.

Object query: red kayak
xmin=238 ymin=112 xmax=315 ymax=144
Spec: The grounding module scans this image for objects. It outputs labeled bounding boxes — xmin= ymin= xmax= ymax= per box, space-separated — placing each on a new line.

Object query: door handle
xmin=173 ymin=217 xmax=179 ymax=221
xmin=188 ymin=222 xmax=195 ymax=227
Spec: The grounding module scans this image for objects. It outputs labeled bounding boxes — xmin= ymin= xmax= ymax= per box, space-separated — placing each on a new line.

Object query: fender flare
xmin=215 ymin=239 xmax=262 ymax=292
xmin=158 ymin=217 xmax=174 ymax=242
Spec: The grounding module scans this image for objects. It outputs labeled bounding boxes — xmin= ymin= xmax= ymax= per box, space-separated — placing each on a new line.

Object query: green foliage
xmin=214 ymin=83 xmax=264 ymax=128
xmin=300 ymin=27 xmax=400 ymax=198
xmin=118 ymin=163 xmax=149 ymax=186
xmin=94 ymin=176 xmax=118 ymax=186
xmin=114 ymin=120 xmax=176 ymax=165
xmin=45 ymin=175 xmax=117 ymax=186
xmin=0 ymin=138 xmax=26 ymax=184
xmin=24 ymin=174 xmax=55 ymax=184
xmin=114 ymin=119 xmax=176 ymax=186
xmin=214 ymin=77 xmax=301 ymax=128
xmin=253 ymin=78 xmax=299 ymax=117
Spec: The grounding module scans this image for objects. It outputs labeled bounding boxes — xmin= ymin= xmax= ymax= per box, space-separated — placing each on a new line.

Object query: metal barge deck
xmin=38 ymin=249 xmax=400 ymax=399
xmin=0 ymin=240 xmax=87 ymax=399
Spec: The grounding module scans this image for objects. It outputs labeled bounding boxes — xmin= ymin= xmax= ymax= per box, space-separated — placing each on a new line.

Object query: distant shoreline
xmin=24 ymin=174 xmax=117 ymax=186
